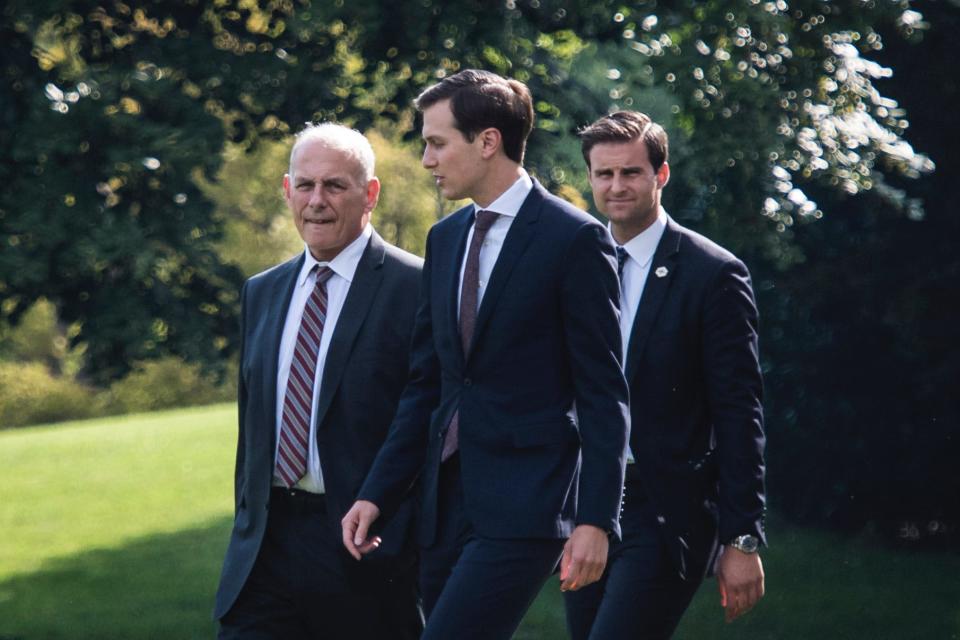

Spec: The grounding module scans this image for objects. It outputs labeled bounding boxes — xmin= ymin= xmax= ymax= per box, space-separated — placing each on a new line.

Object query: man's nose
xmin=611 ymin=173 xmax=626 ymax=192
xmin=422 ymin=148 xmax=435 ymax=169
xmin=308 ymin=185 xmax=326 ymax=207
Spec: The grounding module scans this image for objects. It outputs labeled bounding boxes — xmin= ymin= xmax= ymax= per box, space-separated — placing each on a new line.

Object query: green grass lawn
xmin=1 ymin=406 xmax=958 ymax=639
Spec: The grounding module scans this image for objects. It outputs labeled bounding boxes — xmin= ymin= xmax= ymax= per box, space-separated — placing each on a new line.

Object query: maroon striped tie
xmin=275 ymin=265 xmax=334 ymax=488
xmin=441 ymin=210 xmax=499 ymax=462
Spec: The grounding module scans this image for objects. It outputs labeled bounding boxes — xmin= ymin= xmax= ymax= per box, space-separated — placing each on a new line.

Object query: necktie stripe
xmin=285 ymin=364 xmax=314 ymax=414
xmin=287 ymin=428 xmax=310 ymax=452
xmin=274 ymin=265 xmax=334 ymax=488
xmin=276 ymin=442 xmax=300 ymax=470
xmin=284 ymin=361 xmax=312 ymax=400
xmin=309 ymin=293 xmax=328 ymax=315
xmin=288 ymin=355 xmax=315 ymax=394
xmin=284 ymin=381 xmax=311 ymax=417
xmin=282 ymin=401 xmax=310 ymax=436
xmin=297 ymin=312 xmax=323 ymax=348
xmin=303 ymin=296 xmax=325 ymax=323
xmin=282 ymin=402 xmax=310 ymax=436
xmin=275 ymin=447 xmax=301 ymax=481
xmin=292 ymin=340 xmax=318 ymax=374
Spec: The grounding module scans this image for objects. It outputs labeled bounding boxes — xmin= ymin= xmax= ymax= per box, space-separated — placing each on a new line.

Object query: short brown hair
xmin=415 ymin=69 xmax=534 ymax=164
xmin=579 ymin=111 xmax=668 ymax=170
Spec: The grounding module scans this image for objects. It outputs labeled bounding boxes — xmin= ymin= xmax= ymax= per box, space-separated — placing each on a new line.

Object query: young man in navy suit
xmin=563 ymin=111 xmax=767 ymax=639
xmin=215 ymin=124 xmax=424 ymax=639
xmin=342 ymin=70 xmax=630 ymax=640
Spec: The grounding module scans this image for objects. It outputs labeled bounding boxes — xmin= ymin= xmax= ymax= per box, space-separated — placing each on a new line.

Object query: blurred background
xmin=1 ymin=1 xmax=957 ymax=638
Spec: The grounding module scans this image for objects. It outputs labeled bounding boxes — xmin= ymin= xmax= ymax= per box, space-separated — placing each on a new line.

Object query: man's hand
xmin=559 ymin=524 xmax=609 ymax=592
xmin=716 ymin=546 xmax=764 ymax=622
xmin=341 ymin=500 xmax=382 ymax=561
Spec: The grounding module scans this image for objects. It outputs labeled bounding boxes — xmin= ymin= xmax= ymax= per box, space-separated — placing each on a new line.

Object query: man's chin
xmin=438 ymin=183 xmax=467 ymax=201
xmin=603 ymin=209 xmax=638 ymax=223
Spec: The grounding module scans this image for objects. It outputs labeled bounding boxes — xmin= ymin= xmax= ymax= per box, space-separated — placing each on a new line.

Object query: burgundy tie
xmin=275 ymin=265 xmax=334 ymax=488
xmin=442 ymin=210 xmax=500 ymax=462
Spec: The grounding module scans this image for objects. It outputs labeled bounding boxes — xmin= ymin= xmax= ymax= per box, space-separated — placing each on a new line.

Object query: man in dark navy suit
xmin=342 ymin=70 xmax=630 ymax=640
xmin=215 ymin=123 xmax=424 ymax=639
xmin=564 ymin=110 xmax=767 ymax=639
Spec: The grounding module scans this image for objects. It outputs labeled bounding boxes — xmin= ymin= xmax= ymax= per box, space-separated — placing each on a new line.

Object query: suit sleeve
xmin=560 ymin=223 xmax=631 ymax=538
xmin=702 ymin=258 xmax=767 ymax=545
xmin=357 ymin=229 xmax=442 ymax=514
xmin=233 ymin=279 xmax=250 ymax=514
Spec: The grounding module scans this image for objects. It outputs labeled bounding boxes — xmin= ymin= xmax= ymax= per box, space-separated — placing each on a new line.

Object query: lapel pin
xmin=655 ymin=266 xmax=669 ymax=278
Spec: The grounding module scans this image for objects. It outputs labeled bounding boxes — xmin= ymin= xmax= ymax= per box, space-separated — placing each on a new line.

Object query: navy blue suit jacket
xmin=359 ymin=180 xmax=630 ymax=547
xmin=625 ymin=216 xmax=766 ymax=581
xmin=215 ymin=232 xmax=423 ymax=619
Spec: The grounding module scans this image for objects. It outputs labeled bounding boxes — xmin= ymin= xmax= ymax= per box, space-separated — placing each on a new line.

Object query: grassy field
xmin=1 ymin=406 xmax=958 ymax=639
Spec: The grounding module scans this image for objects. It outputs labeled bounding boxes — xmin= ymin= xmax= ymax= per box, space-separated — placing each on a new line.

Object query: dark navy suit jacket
xmin=625 ymin=216 xmax=766 ymax=582
xmin=214 ymin=231 xmax=423 ymax=619
xmin=359 ymin=180 xmax=630 ymax=547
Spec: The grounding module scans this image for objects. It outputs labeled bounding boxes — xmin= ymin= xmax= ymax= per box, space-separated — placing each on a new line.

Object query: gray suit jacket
xmin=214 ymin=231 xmax=423 ymax=619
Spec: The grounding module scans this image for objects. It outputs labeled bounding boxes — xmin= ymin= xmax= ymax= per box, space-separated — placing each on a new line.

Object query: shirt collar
xmin=615 ymin=208 xmax=668 ymax=269
xmin=297 ymin=223 xmax=373 ymax=287
xmin=474 ymin=169 xmax=533 ymax=219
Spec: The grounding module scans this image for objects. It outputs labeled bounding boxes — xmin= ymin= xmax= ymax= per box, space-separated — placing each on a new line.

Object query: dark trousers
xmin=563 ymin=477 xmax=702 ymax=640
xmin=219 ymin=488 xmax=423 ymax=640
xmin=418 ymin=455 xmax=565 ymax=640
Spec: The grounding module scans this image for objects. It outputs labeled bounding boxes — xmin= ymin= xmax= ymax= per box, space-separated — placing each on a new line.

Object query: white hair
xmin=288 ymin=122 xmax=375 ymax=183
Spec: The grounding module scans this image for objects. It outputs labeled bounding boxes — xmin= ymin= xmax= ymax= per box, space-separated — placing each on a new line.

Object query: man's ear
xmin=365 ymin=177 xmax=381 ymax=213
xmin=656 ymin=162 xmax=671 ymax=190
xmin=478 ymin=128 xmax=503 ymax=160
xmin=283 ymin=174 xmax=292 ymax=203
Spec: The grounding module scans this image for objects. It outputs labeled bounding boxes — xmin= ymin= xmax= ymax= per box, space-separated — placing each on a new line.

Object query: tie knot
xmin=615 ymin=246 xmax=628 ymax=277
xmin=474 ymin=209 xmax=499 ymax=233
xmin=314 ymin=265 xmax=334 ymax=286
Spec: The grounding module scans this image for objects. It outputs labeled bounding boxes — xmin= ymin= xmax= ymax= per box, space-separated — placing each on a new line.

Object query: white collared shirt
xmin=614 ymin=208 xmax=668 ymax=463
xmin=274 ymin=223 xmax=373 ymax=493
xmin=456 ymin=170 xmax=534 ymax=318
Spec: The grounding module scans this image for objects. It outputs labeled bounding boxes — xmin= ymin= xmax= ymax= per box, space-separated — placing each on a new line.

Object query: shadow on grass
xmin=3 ymin=516 xmax=958 ymax=640
xmin=0 ymin=517 xmax=233 ymax=640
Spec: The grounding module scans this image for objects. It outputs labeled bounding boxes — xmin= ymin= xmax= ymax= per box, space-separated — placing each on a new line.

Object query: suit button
xmin=656 ymin=515 xmax=666 ymax=524
xmin=464 ymin=378 xmax=472 ymax=386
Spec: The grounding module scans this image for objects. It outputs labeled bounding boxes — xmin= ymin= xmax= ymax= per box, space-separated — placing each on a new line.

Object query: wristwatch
xmin=728 ymin=534 xmax=760 ymax=554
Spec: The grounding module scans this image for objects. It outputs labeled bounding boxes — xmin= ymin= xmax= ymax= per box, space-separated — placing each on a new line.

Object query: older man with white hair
xmin=214 ymin=123 xmax=425 ymax=639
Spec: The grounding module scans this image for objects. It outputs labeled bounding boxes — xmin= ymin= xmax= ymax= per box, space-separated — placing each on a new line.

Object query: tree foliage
xmin=2 ymin=0 xmax=929 ymax=382
xmin=1 ymin=0 xmax=955 ymax=540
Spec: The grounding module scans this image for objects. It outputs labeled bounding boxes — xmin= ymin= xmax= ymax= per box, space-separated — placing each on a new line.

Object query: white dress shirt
xmin=274 ymin=223 xmax=373 ymax=493
xmin=456 ymin=171 xmax=534 ymax=317
xmin=615 ymin=208 xmax=668 ymax=463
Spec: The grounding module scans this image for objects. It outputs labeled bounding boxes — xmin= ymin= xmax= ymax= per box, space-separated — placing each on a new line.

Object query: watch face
xmin=734 ymin=535 xmax=759 ymax=553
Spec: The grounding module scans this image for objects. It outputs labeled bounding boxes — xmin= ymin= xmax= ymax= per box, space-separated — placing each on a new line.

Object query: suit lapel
xmin=261 ymin=254 xmax=305 ymax=450
xmin=625 ymin=218 xmax=682 ymax=383
xmin=468 ymin=181 xmax=543 ymax=358
xmin=313 ymin=232 xmax=386 ymax=431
